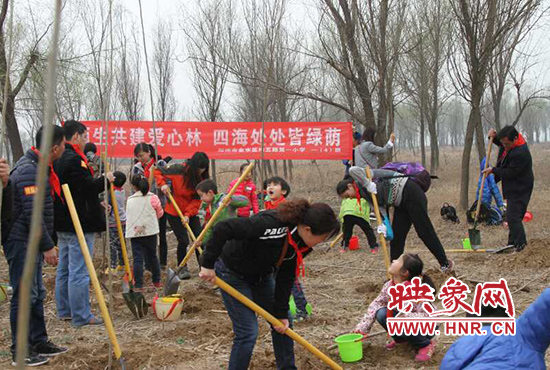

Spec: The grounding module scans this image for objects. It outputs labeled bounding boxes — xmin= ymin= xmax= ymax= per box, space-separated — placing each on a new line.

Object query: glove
xmin=386 ymin=139 xmax=394 ymax=149
xmin=377 ymin=224 xmax=387 ymax=238
xmin=367 ymin=182 xmax=377 ymax=194
xmin=383 ymin=216 xmax=394 ymax=241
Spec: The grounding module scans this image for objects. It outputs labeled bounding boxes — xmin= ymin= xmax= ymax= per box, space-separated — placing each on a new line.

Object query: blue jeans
xmin=55 ymin=231 xmax=97 ymax=326
xmin=3 ymin=241 xmax=48 ymax=354
xmin=215 ymin=260 xmax=297 ymax=370
xmin=375 ymin=308 xmax=432 ymax=348
xmin=131 ymin=235 xmax=161 ymax=288
xmin=291 ymin=280 xmax=308 ymax=312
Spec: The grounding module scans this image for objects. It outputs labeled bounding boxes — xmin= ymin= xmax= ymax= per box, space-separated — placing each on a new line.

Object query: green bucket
xmin=334 ymin=333 xmax=364 ymax=363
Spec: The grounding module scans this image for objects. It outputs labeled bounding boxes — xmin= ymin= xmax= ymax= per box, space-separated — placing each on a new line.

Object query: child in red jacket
xmin=227 ymin=163 xmax=259 ymax=217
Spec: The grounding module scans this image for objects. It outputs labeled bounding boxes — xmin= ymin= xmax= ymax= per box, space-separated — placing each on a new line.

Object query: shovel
xmin=468 ymin=136 xmax=494 ymax=249
xmin=164 ymin=163 xmax=255 ymax=296
xmin=62 ymin=184 xmax=126 ymax=367
xmin=105 ymin=157 xmax=147 ymax=319
xmin=365 ymin=167 xmax=391 ymax=279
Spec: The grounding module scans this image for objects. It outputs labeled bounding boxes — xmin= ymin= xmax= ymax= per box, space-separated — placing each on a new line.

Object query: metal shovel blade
xmin=468 ymin=228 xmax=481 ymax=249
xmin=164 ymin=267 xmax=181 ymax=296
xmin=122 ymin=291 xmax=148 ymax=319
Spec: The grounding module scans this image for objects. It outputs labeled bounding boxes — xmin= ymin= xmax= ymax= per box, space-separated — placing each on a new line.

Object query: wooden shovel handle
xmin=214 ymin=277 xmax=342 ymax=370
xmin=166 ymin=190 xmax=197 ymax=243
xmin=474 ymin=136 xmax=494 ymax=224
xmin=62 ymin=184 xmax=123 ymax=360
xmin=365 ymin=167 xmax=391 ymax=278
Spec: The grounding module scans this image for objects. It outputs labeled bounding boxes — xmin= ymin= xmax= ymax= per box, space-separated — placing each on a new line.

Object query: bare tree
xmin=449 ymin=0 xmax=541 ymax=209
xmin=153 ymin=20 xmax=177 ymax=122
xmin=116 ymin=20 xmax=143 ymax=121
xmin=0 ymin=0 xmax=54 ymax=160
xmin=184 ymin=0 xmax=234 ymax=181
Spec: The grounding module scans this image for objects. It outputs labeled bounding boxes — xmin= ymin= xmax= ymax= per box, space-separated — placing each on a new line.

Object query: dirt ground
xmin=1 ymin=145 xmax=549 ymax=369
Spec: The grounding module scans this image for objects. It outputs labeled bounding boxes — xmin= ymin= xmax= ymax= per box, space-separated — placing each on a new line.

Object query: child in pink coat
xmin=227 ymin=163 xmax=259 ymax=217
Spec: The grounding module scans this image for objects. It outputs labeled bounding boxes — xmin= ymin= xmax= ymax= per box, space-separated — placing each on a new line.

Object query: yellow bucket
xmin=153 ymin=294 xmax=184 ymax=321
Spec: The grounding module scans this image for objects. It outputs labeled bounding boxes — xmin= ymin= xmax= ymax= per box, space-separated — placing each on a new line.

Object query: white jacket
xmin=125 ymin=192 xmax=164 ymax=238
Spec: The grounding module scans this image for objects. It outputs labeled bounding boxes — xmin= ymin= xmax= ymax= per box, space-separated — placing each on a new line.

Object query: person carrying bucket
xmin=199 ymin=199 xmax=340 ymax=370
xmin=353 ymin=253 xmax=437 ymax=362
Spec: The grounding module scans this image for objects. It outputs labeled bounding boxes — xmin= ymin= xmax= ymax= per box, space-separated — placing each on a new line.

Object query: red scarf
xmin=143 ymin=159 xmax=155 ymax=179
xmin=287 ymin=230 xmax=310 ymax=278
xmin=205 ymin=205 xmax=212 ymax=223
xmin=114 ymin=186 xmax=123 ymax=191
xmin=31 ymin=146 xmax=62 ymax=199
xmin=352 ymin=182 xmax=362 ymax=212
xmin=71 ymin=143 xmax=94 ymax=176
xmin=500 ymin=133 xmax=526 ymax=161
xmin=265 ymin=196 xmax=286 ymax=210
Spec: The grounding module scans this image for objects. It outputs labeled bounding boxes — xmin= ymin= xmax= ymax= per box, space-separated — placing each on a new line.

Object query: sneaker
xmin=11 ymin=353 xmax=50 ymax=367
xmin=294 ymin=309 xmax=310 ymax=322
xmin=33 ymin=341 xmax=68 ymax=357
xmin=178 ymin=266 xmax=191 ymax=280
xmin=116 ymin=265 xmax=125 ymax=272
xmin=415 ymin=340 xmax=436 ymax=362
xmin=440 ymin=259 xmax=455 ymax=274
xmin=339 ymin=248 xmax=347 ymax=254
xmin=370 ymin=247 xmax=379 ymax=254
xmin=153 ymin=282 xmax=163 ymax=289
xmin=104 ymin=267 xmax=117 ymax=275
xmin=385 ymin=340 xmax=400 ymax=350
xmin=74 ymin=316 xmax=104 ymax=328
xmin=515 ymin=244 xmax=526 ymax=252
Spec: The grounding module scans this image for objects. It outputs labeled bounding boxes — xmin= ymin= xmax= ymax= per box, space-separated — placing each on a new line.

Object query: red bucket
xmin=349 ymin=236 xmax=360 ymax=250
xmin=523 ymin=211 xmax=533 ymax=223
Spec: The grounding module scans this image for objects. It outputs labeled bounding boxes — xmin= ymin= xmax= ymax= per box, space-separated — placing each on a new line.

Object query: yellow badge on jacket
xmin=81 ymin=160 xmax=88 ymax=169
xmin=24 ymin=186 xmax=38 ymax=196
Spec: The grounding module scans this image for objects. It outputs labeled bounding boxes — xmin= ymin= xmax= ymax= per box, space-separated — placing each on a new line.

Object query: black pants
xmin=131 ymin=235 xmax=161 ymax=288
xmin=158 ymin=214 xmax=168 ymax=267
xmin=342 ymin=215 xmax=378 ymax=248
xmin=506 ymin=191 xmax=532 ymax=246
xmin=390 ymin=181 xmax=448 ymax=267
xmin=167 ymin=213 xmax=202 ymax=265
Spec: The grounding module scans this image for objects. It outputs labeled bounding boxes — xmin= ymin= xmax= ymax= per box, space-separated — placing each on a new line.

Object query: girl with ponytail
xmin=199 ymin=199 xmax=340 ymax=370
xmin=125 ymin=175 xmax=165 ymax=291
xmin=354 ymin=253 xmax=437 ymax=362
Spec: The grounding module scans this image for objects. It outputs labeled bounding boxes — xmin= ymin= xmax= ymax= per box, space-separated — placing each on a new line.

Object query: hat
xmin=353 ymin=132 xmax=361 ymax=141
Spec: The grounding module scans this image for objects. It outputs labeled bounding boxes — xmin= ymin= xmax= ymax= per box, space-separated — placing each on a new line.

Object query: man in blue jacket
xmin=54 ymin=120 xmax=113 ymax=327
xmin=4 ymin=126 xmax=68 ymax=367
xmin=441 ymin=288 xmax=550 ymax=369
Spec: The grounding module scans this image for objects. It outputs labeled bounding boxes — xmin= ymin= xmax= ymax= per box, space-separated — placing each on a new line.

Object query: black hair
xmin=133 ymin=142 xmax=156 ymax=160
xmin=113 ymin=171 xmax=127 ymax=188
xmin=362 ymin=127 xmax=376 ymax=142
xmin=278 ymin=199 xmax=340 ymax=238
xmin=336 ymin=178 xmax=354 ymax=195
xmin=240 ymin=163 xmax=249 ymax=173
xmin=36 ymin=125 xmax=65 ymax=148
xmin=84 ymin=142 xmax=97 ymax=154
xmin=184 ymin=152 xmax=210 ymax=188
xmin=401 ymin=253 xmax=436 ymax=293
xmin=196 ymin=179 xmax=218 ymax=194
xmin=497 ymin=125 xmax=519 ymax=141
xmin=265 ymin=176 xmax=291 ymax=197
xmin=63 ymin=119 xmax=87 ymax=140
xmin=131 ymin=175 xmax=149 ymax=196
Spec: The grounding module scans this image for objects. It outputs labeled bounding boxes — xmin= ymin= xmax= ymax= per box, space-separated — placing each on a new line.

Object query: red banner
xmin=82 ymin=121 xmax=352 ymax=160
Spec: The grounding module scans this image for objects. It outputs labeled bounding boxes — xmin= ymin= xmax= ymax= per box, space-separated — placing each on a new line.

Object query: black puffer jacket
xmin=6 ymin=149 xmax=55 ymax=251
xmin=1 ymin=181 xmax=13 ymax=243
xmin=492 ymin=139 xmax=534 ymax=199
xmin=54 ymin=145 xmax=107 ymax=233
xmin=201 ymin=210 xmax=309 ymax=318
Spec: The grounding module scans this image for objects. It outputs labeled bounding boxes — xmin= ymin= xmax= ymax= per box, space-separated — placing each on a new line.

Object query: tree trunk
xmin=211 ymin=159 xmax=217 ymax=184
xmin=5 ymin=97 xmax=24 ymax=161
xmin=283 ymin=160 xmax=288 ymax=179
xmin=459 ymin=107 xmax=478 ymax=210
xmin=420 ymin=112 xmax=426 ymax=167
xmin=288 ymin=160 xmax=293 ymax=180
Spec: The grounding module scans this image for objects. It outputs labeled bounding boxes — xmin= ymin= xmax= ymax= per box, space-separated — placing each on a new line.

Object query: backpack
xmin=441 ymin=203 xmax=460 ymax=224
xmin=380 ymin=162 xmax=433 ymax=192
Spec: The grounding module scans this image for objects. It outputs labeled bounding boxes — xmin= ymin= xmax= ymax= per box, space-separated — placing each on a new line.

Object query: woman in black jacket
xmin=199 ymin=199 xmax=339 ymax=370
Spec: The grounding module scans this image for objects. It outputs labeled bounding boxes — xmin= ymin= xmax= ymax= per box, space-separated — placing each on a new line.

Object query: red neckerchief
xmin=143 ymin=159 xmax=155 ymax=179
xmin=287 ymin=229 xmax=310 ymax=278
xmin=205 ymin=205 xmax=212 ymax=223
xmin=114 ymin=186 xmax=123 ymax=191
xmin=500 ymin=133 xmax=526 ymax=161
xmin=31 ymin=146 xmax=62 ymax=200
xmin=265 ymin=196 xmax=286 ymax=210
xmin=71 ymin=143 xmax=94 ymax=176
xmin=352 ymin=182 xmax=362 ymax=212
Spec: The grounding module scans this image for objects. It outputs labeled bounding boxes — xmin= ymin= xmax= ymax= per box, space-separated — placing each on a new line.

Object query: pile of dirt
xmin=499 ymin=238 xmax=550 ymax=270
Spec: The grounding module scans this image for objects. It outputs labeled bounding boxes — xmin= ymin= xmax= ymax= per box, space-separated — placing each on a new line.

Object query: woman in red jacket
xmin=155 ymin=152 xmax=209 ymax=279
